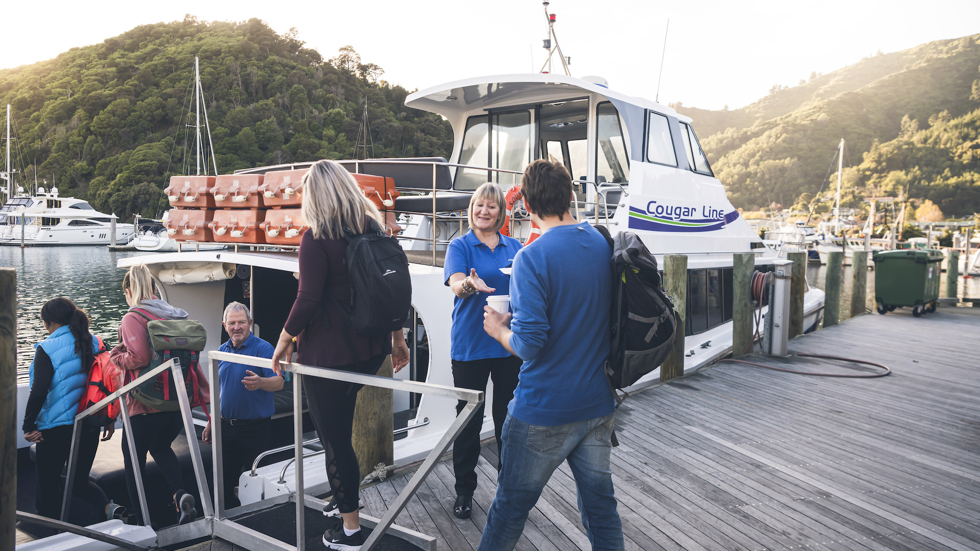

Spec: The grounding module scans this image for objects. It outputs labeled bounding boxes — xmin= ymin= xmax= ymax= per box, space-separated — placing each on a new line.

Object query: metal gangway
xmin=19 ymin=349 xmax=484 ymax=551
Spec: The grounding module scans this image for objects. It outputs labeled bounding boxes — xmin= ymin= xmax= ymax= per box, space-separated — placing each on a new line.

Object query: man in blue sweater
xmin=481 ymin=159 xmax=623 ymax=551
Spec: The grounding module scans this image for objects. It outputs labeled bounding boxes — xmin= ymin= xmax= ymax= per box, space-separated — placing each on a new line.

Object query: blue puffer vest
xmin=29 ymin=325 xmax=99 ymax=430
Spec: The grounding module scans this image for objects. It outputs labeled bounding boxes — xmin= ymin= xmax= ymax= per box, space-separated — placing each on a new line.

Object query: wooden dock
xmin=357 ymin=307 xmax=980 ymax=551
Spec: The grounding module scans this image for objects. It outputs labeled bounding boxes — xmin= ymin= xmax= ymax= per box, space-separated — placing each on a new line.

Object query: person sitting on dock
xmin=482 ymin=159 xmax=624 ymax=551
xmin=201 ymin=301 xmax=281 ymax=509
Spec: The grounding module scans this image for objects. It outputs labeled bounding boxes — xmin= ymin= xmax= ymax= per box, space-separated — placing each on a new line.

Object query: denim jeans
xmin=477 ymin=412 xmax=624 ymax=551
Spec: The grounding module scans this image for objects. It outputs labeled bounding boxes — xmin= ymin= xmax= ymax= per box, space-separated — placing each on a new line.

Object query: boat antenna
xmin=539 ymin=1 xmax=571 ymax=75
xmin=655 ymin=19 xmax=670 ymax=103
xmin=834 ymin=138 xmax=845 ymax=235
xmin=804 ymin=145 xmax=842 ymax=226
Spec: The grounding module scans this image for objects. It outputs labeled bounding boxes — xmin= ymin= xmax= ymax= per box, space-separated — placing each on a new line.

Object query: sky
xmin=2 ymin=0 xmax=978 ymax=111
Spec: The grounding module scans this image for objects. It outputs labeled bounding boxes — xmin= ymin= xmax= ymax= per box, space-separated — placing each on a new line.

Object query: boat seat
xmin=394 ymin=192 xmax=472 ymax=214
xmin=339 ymin=157 xmax=453 ymax=190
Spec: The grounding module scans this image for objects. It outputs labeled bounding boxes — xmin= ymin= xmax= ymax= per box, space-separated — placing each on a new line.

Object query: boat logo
xmin=628 ymin=201 xmax=739 ymax=233
xmin=383 ymin=269 xmax=397 ymax=277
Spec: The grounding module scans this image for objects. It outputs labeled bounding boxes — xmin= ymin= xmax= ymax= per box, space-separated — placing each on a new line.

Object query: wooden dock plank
xmin=363 ymin=309 xmax=980 ymax=551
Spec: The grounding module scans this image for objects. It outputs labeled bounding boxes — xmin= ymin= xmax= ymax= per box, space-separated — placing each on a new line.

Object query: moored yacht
xmin=0 ymin=187 xmax=133 ymax=246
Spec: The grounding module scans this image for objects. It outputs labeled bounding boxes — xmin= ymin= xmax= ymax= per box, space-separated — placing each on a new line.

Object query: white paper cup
xmin=486 ymin=295 xmax=510 ymax=314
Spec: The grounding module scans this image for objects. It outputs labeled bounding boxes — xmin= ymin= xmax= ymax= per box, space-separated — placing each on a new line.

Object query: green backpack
xmin=128 ymin=308 xmax=209 ymax=413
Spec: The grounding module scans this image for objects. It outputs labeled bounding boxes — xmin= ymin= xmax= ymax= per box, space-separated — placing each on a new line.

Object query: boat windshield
xmin=679 ymin=123 xmax=713 ymax=176
xmin=454 ymin=99 xmax=631 ymax=190
xmin=0 ymin=198 xmax=31 ymax=212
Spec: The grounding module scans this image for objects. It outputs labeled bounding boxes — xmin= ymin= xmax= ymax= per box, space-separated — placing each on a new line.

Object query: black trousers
xmin=451 ymin=355 xmax=522 ymax=497
xmin=34 ymin=422 xmax=110 ymax=519
xmin=121 ymin=411 xmax=185 ymax=524
xmin=220 ymin=417 xmax=272 ymax=508
xmin=303 ymin=354 xmax=385 ymax=515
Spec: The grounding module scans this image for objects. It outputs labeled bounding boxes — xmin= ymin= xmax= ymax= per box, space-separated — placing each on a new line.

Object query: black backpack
xmin=596 ymin=227 xmax=678 ymax=402
xmin=331 ymin=218 xmax=412 ymax=339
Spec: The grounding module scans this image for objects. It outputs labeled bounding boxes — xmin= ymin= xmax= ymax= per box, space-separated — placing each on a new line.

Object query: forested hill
xmin=0 ymin=16 xmax=453 ymax=220
xmin=675 ymin=34 xmax=980 ymax=217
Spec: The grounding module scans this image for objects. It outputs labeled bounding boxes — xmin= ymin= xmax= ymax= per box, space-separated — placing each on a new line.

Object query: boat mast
xmin=539 ymin=1 xmax=570 ymax=75
xmin=195 ymin=57 xmax=202 ymax=176
xmin=4 ymin=105 xmax=10 ymax=198
xmin=834 ymin=138 xmax=844 ymax=235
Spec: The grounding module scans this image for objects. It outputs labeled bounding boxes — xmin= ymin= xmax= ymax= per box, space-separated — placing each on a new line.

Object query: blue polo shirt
xmin=444 ymin=230 xmax=522 ymax=361
xmin=218 ymin=333 xmax=277 ymax=420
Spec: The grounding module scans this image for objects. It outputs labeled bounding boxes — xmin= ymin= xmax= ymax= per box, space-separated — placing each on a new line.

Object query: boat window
xmin=455 ymin=115 xmax=490 ymax=191
xmin=68 ymin=202 xmax=95 ymax=210
xmin=41 ymin=217 xmax=61 ymax=226
xmin=687 ymin=270 xmax=708 ymax=335
xmin=538 ymin=99 xmax=590 ymax=181
xmin=68 ymin=220 xmax=100 ymax=226
xmin=46 ymin=199 xmax=62 ymax=209
xmin=596 ymin=102 xmax=629 ymax=185
xmin=493 ymin=111 xmax=531 ymax=186
xmin=93 ymin=217 xmax=112 ymax=223
xmin=679 ymin=122 xmax=713 ymax=176
xmin=646 ymin=112 xmax=677 ymax=166
xmin=687 ymin=268 xmax=734 ymax=336
xmin=707 ymin=269 xmax=723 ymax=327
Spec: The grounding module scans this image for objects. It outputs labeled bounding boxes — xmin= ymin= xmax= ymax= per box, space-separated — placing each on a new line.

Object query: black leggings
xmin=451 ymin=355 xmax=522 ymax=497
xmin=34 ymin=422 xmax=110 ymax=519
xmin=121 ymin=411 xmax=186 ymax=523
xmin=303 ymin=354 xmax=385 ymax=515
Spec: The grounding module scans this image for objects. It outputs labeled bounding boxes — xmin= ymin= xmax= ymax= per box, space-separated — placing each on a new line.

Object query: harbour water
xmin=5 ymin=248 xmax=979 ymax=378
xmin=2 ymin=246 xmax=140 ymax=379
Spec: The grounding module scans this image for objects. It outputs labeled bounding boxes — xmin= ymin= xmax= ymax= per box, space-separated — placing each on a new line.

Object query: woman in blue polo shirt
xmin=444 ymin=182 xmax=522 ymax=519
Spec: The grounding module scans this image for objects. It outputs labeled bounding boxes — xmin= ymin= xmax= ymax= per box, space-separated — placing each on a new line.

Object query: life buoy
xmin=501 ymin=185 xmax=541 ymax=245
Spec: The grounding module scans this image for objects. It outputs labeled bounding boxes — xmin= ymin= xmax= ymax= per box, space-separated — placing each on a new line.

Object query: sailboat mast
xmin=5 ymin=105 xmax=10 ymax=198
xmin=834 ymin=138 xmax=844 ymax=235
xmin=195 ymin=57 xmax=202 ymax=176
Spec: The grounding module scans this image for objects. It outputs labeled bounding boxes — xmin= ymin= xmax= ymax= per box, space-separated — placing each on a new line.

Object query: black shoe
xmin=175 ymin=491 xmax=198 ymax=525
xmin=323 ymin=525 xmax=366 ymax=550
xmin=453 ymin=495 xmax=472 ymax=520
xmin=322 ymin=496 xmax=365 ymax=517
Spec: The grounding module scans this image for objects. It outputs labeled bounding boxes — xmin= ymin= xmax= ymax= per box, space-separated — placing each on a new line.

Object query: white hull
xmin=129 ymin=230 xmax=225 ymax=252
xmin=0 ymin=224 xmax=133 ymax=246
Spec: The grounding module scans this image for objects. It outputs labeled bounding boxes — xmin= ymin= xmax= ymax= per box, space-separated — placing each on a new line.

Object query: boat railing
xmin=208 ymin=349 xmax=484 ymax=551
xmin=60 ymin=358 xmax=213 ymax=530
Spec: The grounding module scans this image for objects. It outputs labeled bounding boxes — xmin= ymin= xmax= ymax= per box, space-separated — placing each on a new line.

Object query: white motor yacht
xmin=0 ymin=187 xmax=133 ymax=246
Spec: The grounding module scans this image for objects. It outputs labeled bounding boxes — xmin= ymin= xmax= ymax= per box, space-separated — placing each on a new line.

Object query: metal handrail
xmin=250 ymin=439 xmax=320 ymax=476
xmin=61 ymin=358 xmax=214 ymax=528
xmin=16 ymin=512 xmax=152 ymax=551
xmin=207 ymin=349 xmax=484 ymax=551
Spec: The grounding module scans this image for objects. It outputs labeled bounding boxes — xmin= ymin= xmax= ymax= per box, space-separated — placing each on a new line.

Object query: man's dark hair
xmin=521 ymin=159 xmax=572 ymax=221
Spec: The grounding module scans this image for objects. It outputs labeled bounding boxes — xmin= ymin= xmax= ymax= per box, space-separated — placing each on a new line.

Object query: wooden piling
xmin=1 ymin=268 xmax=15 ymax=551
xmin=733 ymin=253 xmax=754 ymax=358
xmin=787 ymin=252 xmax=806 ymax=339
xmin=352 ymin=356 xmax=394 ymax=480
xmin=824 ymin=251 xmax=843 ymax=327
xmin=661 ymin=255 xmax=687 ymax=380
xmin=946 ymin=250 xmax=959 ymax=300
xmin=851 ymin=251 xmax=868 ymax=317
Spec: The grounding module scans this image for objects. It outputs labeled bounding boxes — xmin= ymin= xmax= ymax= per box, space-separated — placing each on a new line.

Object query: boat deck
xmin=357 ymin=306 xmax=980 ymax=551
xmin=17 ymin=307 xmax=980 ymax=550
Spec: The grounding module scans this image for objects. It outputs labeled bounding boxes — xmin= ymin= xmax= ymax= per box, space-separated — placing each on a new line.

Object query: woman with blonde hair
xmin=272 ymin=160 xmax=409 ymax=550
xmin=111 ymin=263 xmax=210 ymax=525
xmin=443 ymin=182 xmax=522 ymax=519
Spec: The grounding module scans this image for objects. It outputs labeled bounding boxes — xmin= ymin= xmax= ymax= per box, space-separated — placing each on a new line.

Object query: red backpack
xmin=78 ymin=336 xmax=122 ymax=425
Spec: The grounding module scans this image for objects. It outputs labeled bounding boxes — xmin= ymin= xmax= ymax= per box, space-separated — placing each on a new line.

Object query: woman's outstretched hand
xmin=271 ymin=330 xmax=295 ymax=375
xmin=468 ymin=268 xmax=495 ymax=294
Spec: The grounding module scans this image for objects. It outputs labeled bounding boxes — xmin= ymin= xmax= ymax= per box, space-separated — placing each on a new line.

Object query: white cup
xmin=486 ymin=295 xmax=510 ymax=314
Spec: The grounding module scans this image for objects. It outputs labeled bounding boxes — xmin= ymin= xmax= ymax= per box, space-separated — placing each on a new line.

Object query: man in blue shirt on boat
xmin=481 ymin=159 xmax=624 ymax=550
xmin=202 ymin=301 xmax=282 ymax=509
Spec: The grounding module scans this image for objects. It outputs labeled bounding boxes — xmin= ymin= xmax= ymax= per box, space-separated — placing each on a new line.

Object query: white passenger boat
xmin=0 ymin=187 xmax=134 ymax=246
xmin=15 ymin=71 xmax=826 ymax=547
xmin=104 ymin=72 xmax=825 ymax=501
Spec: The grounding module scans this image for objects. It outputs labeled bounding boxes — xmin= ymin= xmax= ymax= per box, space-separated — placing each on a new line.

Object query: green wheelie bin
xmin=872 ymin=249 xmax=944 ymax=317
